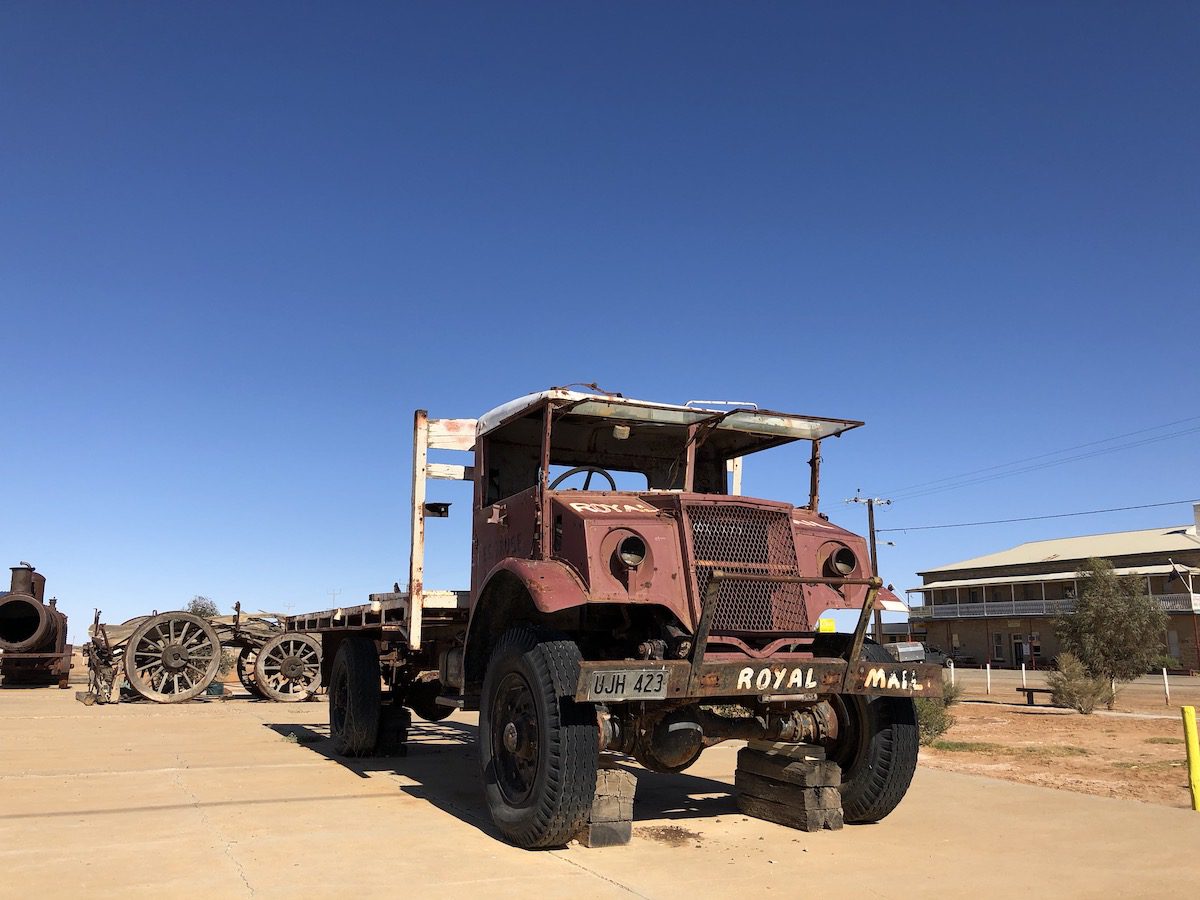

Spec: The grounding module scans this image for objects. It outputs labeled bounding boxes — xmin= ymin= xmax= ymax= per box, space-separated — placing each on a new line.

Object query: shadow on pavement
xmin=264 ymin=717 xmax=739 ymax=839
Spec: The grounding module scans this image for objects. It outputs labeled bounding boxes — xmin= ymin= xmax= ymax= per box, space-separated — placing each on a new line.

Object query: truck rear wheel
xmin=329 ymin=637 xmax=381 ymax=756
xmin=479 ymin=626 xmax=598 ymax=849
xmin=819 ymin=641 xmax=919 ymax=823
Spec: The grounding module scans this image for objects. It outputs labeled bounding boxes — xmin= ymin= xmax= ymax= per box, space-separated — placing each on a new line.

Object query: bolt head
xmin=502 ymin=722 xmax=519 ymax=753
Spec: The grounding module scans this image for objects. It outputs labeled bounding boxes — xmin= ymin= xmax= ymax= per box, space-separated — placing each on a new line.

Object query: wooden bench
xmin=1015 ymin=687 xmax=1054 ymax=706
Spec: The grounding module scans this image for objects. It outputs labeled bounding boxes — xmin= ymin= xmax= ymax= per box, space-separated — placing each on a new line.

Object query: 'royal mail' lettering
xmin=568 ymin=502 xmax=657 ymax=514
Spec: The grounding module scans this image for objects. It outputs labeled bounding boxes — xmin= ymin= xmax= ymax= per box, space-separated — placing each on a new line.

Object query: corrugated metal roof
xmin=475 ymin=389 xmax=862 ymax=441
xmin=907 ymin=562 xmax=1200 ymax=593
xmin=919 ymin=524 xmax=1200 ymax=575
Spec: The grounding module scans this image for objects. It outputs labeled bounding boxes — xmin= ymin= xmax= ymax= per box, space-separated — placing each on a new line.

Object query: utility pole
xmin=847 ymin=495 xmax=892 ymax=643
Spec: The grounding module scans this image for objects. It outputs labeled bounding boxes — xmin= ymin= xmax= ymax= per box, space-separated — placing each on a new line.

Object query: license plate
xmin=584 ymin=667 xmax=669 ymax=701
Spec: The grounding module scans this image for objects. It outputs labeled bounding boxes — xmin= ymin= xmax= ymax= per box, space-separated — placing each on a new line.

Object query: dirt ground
xmin=922 ymin=701 xmax=1195 ymax=808
xmin=4 ymin=686 xmax=1200 ymax=899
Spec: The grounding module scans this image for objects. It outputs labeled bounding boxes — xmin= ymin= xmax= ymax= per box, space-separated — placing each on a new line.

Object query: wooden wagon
xmin=81 ymin=603 xmax=321 ymax=704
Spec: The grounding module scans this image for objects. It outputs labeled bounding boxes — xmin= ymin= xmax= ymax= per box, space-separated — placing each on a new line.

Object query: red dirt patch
xmin=920 ymin=702 xmax=1193 ymax=808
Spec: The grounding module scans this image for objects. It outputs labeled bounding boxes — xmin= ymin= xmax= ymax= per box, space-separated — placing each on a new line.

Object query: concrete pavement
xmin=2 ymin=688 xmax=1198 ymax=899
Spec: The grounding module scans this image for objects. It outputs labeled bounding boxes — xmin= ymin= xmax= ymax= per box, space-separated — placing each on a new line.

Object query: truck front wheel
xmin=824 ymin=642 xmax=919 ymax=823
xmin=479 ymin=626 xmax=599 ymax=849
xmin=329 ymin=637 xmax=381 ymax=756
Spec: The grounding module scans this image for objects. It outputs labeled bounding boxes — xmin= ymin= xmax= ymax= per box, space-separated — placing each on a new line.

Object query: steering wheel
xmin=548 ymin=466 xmax=617 ymax=491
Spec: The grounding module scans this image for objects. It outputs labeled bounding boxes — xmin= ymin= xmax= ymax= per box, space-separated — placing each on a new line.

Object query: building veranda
xmin=906 ymin=504 xmax=1200 ymax=672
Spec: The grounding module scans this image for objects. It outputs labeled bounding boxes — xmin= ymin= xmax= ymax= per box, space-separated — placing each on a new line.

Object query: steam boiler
xmin=0 ymin=564 xmax=72 ymax=687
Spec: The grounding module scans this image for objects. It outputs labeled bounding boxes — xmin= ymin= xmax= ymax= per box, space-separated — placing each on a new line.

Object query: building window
xmin=992 ymin=632 xmax=1004 ymax=662
xmin=1031 ymin=631 xmax=1042 ymax=659
xmin=951 ymin=632 xmax=960 ymax=650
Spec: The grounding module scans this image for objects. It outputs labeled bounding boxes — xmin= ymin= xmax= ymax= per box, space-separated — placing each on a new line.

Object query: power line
xmin=877 ymin=498 xmax=1200 ymax=533
xmin=879 ymin=414 xmax=1200 ymax=496
xmin=887 ymin=424 xmax=1200 ymax=502
xmin=875 ymin=414 xmax=1200 ymax=501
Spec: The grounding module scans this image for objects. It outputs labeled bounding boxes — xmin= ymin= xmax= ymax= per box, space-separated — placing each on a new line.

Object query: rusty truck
xmin=287 ymin=388 xmax=941 ymax=848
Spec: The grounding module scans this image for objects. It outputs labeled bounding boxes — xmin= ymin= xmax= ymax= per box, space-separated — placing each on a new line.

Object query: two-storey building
xmin=906 ymin=504 xmax=1200 ymax=671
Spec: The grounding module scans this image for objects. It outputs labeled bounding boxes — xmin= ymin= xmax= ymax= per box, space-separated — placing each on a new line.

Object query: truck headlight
xmin=824 ymin=545 xmax=857 ymax=577
xmin=616 ymin=534 xmax=647 ymax=568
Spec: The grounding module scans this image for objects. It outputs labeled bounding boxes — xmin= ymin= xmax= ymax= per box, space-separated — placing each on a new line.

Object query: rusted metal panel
xmin=475 ymin=558 xmax=588 ymax=614
xmin=574 ymin=658 xmax=943 ymax=701
xmin=471 ymin=488 xmax=538 ymax=597
xmin=546 ymin=495 xmax=686 ymax=613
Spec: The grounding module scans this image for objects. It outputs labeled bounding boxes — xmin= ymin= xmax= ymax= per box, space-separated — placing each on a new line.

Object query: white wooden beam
xmin=427 ymin=418 xmax=476 ymax=451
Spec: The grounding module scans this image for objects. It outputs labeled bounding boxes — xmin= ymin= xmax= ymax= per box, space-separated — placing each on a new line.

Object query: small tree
xmin=1046 ymin=652 xmax=1110 ymax=714
xmin=1055 ymin=557 xmax=1167 ymax=707
xmin=186 ymin=595 xmax=220 ymax=619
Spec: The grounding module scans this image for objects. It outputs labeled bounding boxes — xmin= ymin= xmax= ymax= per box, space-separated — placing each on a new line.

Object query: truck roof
xmin=476 ymin=389 xmax=862 ymax=442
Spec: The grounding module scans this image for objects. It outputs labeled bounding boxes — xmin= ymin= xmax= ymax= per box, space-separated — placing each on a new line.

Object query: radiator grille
xmin=684 ymin=504 xmax=809 ymax=633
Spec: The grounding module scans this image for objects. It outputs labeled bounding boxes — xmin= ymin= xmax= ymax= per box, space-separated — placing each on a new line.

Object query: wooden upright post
xmin=409 ymin=410 xmax=429 ymax=649
xmin=728 ymin=457 xmax=743 ymax=495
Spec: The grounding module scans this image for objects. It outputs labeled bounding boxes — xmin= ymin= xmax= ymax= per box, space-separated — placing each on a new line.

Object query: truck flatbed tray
xmin=286 ymin=590 xmax=469 ymax=633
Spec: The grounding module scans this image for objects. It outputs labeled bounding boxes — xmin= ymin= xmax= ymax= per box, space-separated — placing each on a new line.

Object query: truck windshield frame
xmin=476 ymin=392 xmax=861 ymax=511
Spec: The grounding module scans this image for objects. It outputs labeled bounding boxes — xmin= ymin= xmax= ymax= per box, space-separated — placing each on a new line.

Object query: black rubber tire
xmin=818 ymin=640 xmax=919 ymax=824
xmin=479 ymin=626 xmax=598 ymax=849
xmin=328 ymin=637 xmax=381 ymax=756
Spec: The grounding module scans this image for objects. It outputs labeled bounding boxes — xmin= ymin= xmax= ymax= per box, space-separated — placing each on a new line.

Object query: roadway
xmin=2 ymin=687 xmax=1199 ymax=898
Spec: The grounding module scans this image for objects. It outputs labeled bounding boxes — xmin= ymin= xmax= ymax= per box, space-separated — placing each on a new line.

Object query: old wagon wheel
xmin=237 ymin=647 xmax=266 ymax=699
xmin=254 ymin=633 xmax=321 ymax=702
xmin=123 ymin=612 xmax=221 ymax=703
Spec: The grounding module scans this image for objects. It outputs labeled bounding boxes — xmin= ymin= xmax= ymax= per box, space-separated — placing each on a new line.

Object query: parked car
xmin=922 ymin=645 xmax=977 ymax=668
xmin=922 ymin=645 xmax=949 ymax=666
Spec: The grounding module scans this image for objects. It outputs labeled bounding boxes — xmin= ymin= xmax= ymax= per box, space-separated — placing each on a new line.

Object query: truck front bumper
xmin=575 ymin=657 xmax=944 ymax=703
xmin=576 ymin=569 xmax=943 ymax=704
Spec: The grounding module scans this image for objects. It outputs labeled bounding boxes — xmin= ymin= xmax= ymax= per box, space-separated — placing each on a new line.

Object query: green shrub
xmin=1150 ymin=654 xmax=1181 ymax=672
xmin=1047 ymin=652 xmax=1110 ymax=714
xmin=941 ymin=678 xmax=963 ymax=707
xmin=916 ymin=678 xmax=959 ymax=744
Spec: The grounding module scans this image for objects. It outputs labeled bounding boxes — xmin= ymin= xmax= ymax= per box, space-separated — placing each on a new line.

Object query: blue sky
xmin=2 ymin=3 xmax=1196 ymax=640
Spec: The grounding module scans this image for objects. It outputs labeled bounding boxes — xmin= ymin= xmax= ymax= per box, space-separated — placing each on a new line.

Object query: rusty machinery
xmin=82 ymin=603 xmax=321 ymax=705
xmin=286 ymin=389 xmax=943 ymax=850
xmin=0 ymin=563 xmax=72 ymax=688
